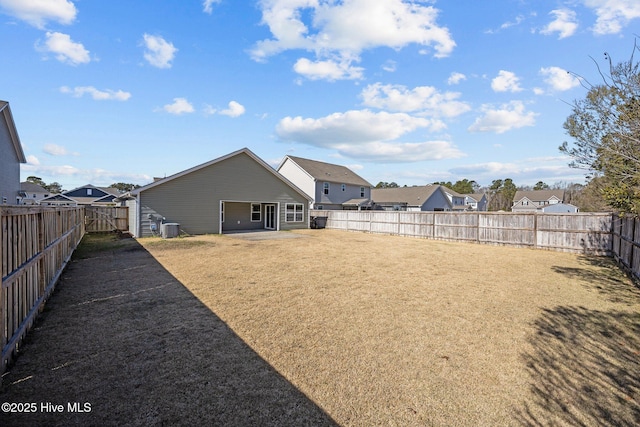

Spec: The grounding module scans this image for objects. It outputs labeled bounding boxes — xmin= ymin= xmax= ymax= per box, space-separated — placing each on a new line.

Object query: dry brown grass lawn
xmin=141 ymin=229 xmax=640 ymax=426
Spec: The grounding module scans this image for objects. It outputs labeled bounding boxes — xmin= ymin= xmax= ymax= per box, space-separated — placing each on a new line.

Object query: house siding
xmin=316 ymin=182 xmax=369 ymax=208
xmin=278 ymin=158 xmax=315 ymax=201
xmin=0 ymin=120 xmax=20 ymax=204
xmin=136 ymin=151 xmax=309 ymax=237
xmin=422 ymin=189 xmax=452 ymax=211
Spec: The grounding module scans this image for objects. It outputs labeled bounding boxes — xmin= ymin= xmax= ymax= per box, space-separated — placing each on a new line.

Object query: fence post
xmin=0 ymin=208 xmax=4 ymax=353
xmin=533 ymin=212 xmax=538 ymax=250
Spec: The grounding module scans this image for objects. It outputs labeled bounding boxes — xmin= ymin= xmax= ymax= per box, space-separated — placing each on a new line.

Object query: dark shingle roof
xmin=286 ymin=156 xmax=372 ymax=187
xmin=371 ymin=185 xmax=442 ymax=205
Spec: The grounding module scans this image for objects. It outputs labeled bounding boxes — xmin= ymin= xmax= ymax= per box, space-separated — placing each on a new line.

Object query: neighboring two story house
xmin=511 ymin=190 xmax=566 ymax=212
xmin=277 ymin=155 xmax=373 ymax=210
xmin=19 ymin=182 xmax=50 ymax=205
xmin=371 ymin=185 xmax=465 ymax=211
xmin=0 ymin=101 xmax=26 ymax=205
xmin=463 ymin=193 xmax=488 ymax=211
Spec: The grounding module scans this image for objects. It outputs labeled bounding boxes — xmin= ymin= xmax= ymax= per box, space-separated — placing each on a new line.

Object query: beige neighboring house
xmin=19 ymin=182 xmax=50 ymax=205
xmin=0 ymin=101 xmax=26 ymax=205
xmin=277 ymin=155 xmax=373 ymax=210
xmin=511 ymin=190 xmax=565 ymax=212
xmin=371 ymin=185 xmax=466 ymax=211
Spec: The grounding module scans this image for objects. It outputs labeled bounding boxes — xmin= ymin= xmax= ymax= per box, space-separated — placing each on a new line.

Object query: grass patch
xmin=139 ymin=229 xmax=640 ymax=426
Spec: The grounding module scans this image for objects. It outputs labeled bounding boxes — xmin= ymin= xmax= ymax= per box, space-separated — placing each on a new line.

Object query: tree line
xmin=25 ymin=176 xmax=140 ymax=194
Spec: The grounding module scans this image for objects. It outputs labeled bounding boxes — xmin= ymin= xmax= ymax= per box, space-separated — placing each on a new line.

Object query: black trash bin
xmin=311 ymin=216 xmax=328 ymax=229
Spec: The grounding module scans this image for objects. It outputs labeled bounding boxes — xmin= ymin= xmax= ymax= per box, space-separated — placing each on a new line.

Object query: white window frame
xmin=341 ymin=184 xmax=346 ymax=192
xmin=323 ymin=182 xmax=329 ymax=195
xmin=285 ymin=203 xmax=304 ymax=222
xmin=250 ymin=203 xmax=261 ymax=222
xmin=360 ymin=187 xmax=365 ymax=197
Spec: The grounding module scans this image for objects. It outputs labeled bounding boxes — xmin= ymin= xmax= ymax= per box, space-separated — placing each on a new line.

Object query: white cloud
xmin=450 ymin=157 xmax=585 ymax=185
xmin=333 ymin=141 xmax=465 ymax=162
xmin=468 ymin=101 xmax=538 ymax=134
xmin=26 ymin=155 xmax=40 ymax=165
xmin=251 ymin=0 xmax=455 ymax=80
xmin=60 ymin=86 xmax=131 ymax=101
xmin=21 ymin=162 xmax=151 ymax=187
xmin=0 ymin=0 xmax=76 ymax=28
xmin=583 ymin=0 xmax=640 ymax=35
xmin=277 ymin=110 xmax=438 ymax=145
xmin=293 ymin=57 xmax=364 ymax=81
xmin=382 ymin=60 xmax=397 ymax=73
xmin=202 ymin=0 xmax=221 ymax=14
xmin=39 ymin=31 xmax=90 ymax=65
xmin=142 ymin=34 xmax=177 ymax=68
xmin=160 ymin=98 xmax=194 ymax=115
xmin=447 ymin=72 xmax=466 ymax=85
xmin=43 ymin=143 xmax=71 ymax=156
xmin=275 ymin=109 xmax=464 ymax=162
xmin=219 ymin=101 xmax=246 ymax=117
xmin=539 ymin=66 xmax=580 ymax=91
xmin=360 ymin=83 xmax=471 ymax=119
xmin=540 ymin=8 xmax=578 ymax=39
xmin=491 ymin=70 xmax=523 ymax=93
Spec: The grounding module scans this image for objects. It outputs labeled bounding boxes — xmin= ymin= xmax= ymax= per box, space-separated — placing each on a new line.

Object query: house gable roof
xmin=464 ymin=193 xmax=487 ymax=202
xmin=281 ymin=155 xmax=372 ymax=187
xmin=1 ymin=101 xmax=26 ymax=163
xmin=132 ymin=148 xmax=312 ymax=201
xmin=20 ymin=182 xmax=48 ymax=193
xmin=371 ymin=185 xmax=447 ymax=207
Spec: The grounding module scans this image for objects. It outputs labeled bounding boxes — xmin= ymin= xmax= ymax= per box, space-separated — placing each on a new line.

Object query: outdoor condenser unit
xmin=160 ymin=223 xmax=180 ymax=239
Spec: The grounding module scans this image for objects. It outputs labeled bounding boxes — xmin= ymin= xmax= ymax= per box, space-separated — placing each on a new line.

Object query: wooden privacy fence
xmin=85 ymin=206 xmax=128 ymax=233
xmin=1 ymin=206 xmax=85 ymax=374
xmin=612 ymin=215 xmax=640 ymax=282
xmin=311 ymin=210 xmax=614 ymax=255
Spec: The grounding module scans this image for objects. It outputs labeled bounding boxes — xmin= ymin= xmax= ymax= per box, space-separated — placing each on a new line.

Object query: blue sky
xmin=2 ymin=0 xmax=639 ymax=190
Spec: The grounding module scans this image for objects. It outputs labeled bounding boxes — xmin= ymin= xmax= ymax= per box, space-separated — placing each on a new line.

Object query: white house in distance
xmin=277 ymin=155 xmax=373 ymax=210
xmin=371 ymin=185 xmax=466 ymax=211
xmin=0 ymin=101 xmax=26 ymax=205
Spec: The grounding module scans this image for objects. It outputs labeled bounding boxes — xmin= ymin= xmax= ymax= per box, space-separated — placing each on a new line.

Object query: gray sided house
xmin=277 ymin=155 xmax=372 ymax=210
xmin=372 ymin=185 xmax=460 ymax=211
xmin=126 ymin=148 xmax=312 ymax=237
xmin=0 ymin=101 xmax=26 ymax=205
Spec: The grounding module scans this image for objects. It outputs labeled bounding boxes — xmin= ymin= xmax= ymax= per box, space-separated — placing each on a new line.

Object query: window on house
xmin=285 ymin=203 xmax=304 ymax=222
xmin=341 ymin=184 xmax=346 ymax=192
xmin=360 ymin=187 xmax=365 ymax=197
xmin=251 ymin=203 xmax=261 ymax=222
xmin=323 ymin=182 xmax=329 ymax=195
xmin=87 ymin=188 xmax=92 ymax=196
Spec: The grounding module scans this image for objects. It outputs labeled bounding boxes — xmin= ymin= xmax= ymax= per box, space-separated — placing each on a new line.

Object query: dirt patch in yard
xmin=1 ymin=229 xmax=639 ymax=426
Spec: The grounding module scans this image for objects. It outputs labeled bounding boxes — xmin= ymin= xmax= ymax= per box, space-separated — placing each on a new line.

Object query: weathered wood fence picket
xmin=85 ymin=206 xmax=128 ymax=233
xmin=1 ymin=206 xmax=85 ymax=374
xmin=312 ymin=210 xmax=613 ymax=253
